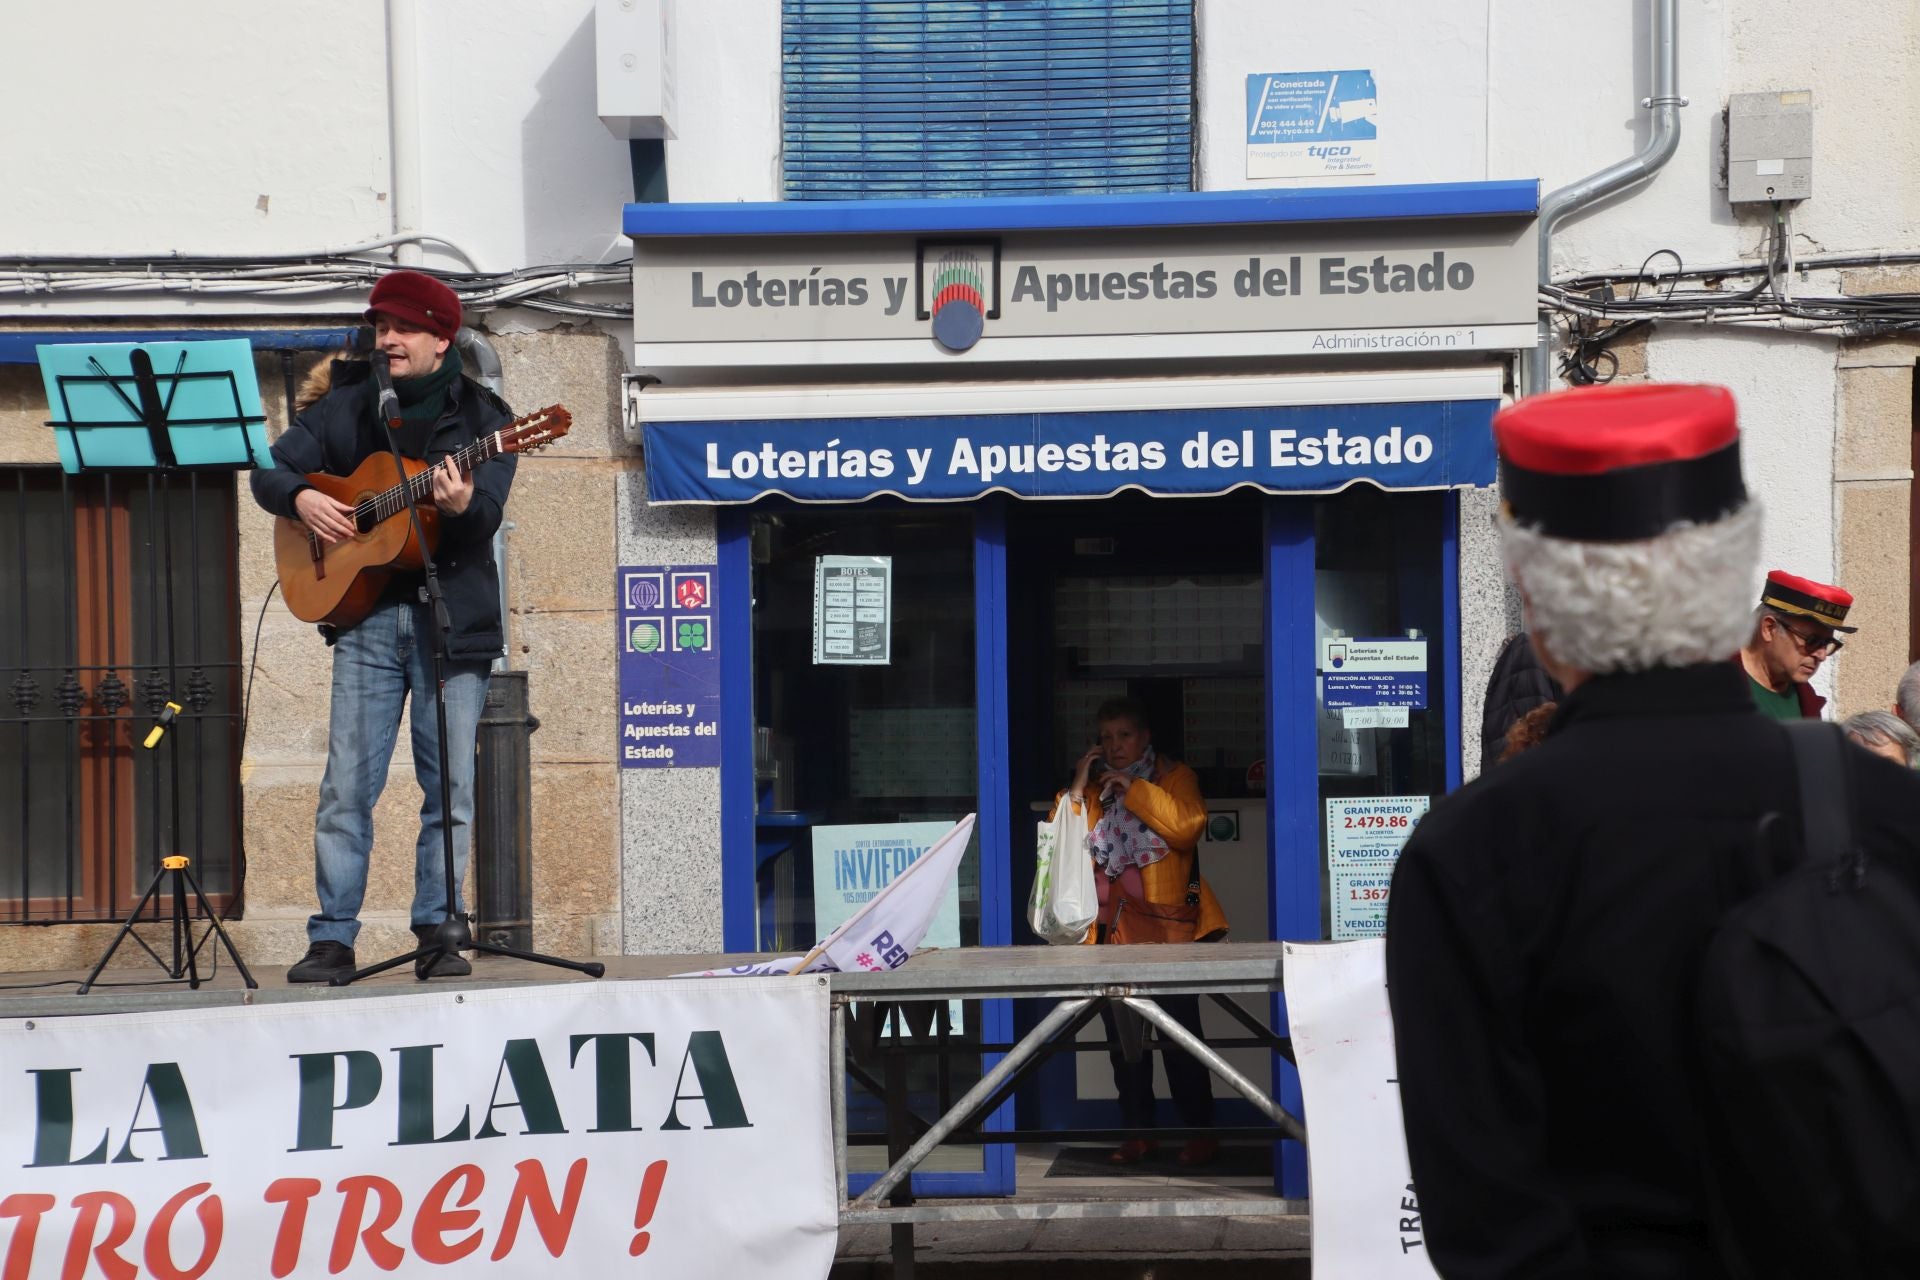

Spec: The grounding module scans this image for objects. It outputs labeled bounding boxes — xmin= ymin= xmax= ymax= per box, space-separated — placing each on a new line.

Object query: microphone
xmin=369 ymin=350 xmax=402 ymax=428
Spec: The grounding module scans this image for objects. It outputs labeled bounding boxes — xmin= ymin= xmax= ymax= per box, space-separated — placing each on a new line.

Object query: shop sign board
xmin=630 ymin=217 xmax=1537 ymax=366
xmin=618 ymin=564 xmax=721 ymax=767
xmin=1320 ymin=637 xmax=1428 ymax=710
xmin=1326 ymin=795 xmax=1430 ymax=939
xmin=644 ymin=400 xmax=1496 ymax=505
xmin=0 ymin=980 xmax=839 ymax=1280
xmin=1247 ymin=70 xmax=1379 ymax=179
xmin=813 ymin=555 xmax=891 ymax=664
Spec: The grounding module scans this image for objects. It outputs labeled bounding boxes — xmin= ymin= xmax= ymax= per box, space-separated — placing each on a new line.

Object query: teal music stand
xmin=35 ymin=338 xmax=262 ymax=991
xmin=36 ymin=338 xmax=270 ymax=473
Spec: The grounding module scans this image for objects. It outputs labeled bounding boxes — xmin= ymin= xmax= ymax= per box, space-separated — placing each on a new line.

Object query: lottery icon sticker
xmin=618 ymin=564 xmax=721 ymax=768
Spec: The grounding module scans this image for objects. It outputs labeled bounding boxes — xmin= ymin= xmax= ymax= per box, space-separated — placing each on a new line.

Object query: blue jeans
xmin=311 ymin=598 xmax=491 ymax=947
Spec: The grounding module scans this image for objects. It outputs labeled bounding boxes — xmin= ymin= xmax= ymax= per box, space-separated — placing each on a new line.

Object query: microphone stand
xmin=333 ymin=349 xmax=603 ymax=986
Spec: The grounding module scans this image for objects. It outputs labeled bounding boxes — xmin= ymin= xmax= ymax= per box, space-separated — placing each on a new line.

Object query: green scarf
xmin=392 ymin=344 xmax=463 ymax=430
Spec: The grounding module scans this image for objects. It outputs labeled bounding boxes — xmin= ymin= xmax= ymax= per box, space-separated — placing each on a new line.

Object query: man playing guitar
xmin=251 ymin=271 xmax=516 ymax=983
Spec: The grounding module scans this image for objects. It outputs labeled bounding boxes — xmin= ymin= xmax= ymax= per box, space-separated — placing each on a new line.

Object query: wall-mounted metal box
xmin=597 ymin=0 xmax=675 ymax=141
xmin=1727 ymin=90 xmax=1812 ymax=204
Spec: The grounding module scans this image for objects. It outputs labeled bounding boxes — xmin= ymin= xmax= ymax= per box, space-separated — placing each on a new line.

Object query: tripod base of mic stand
xmin=330 ymin=916 xmax=606 ymax=987
xmin=78 ymin=856 xmax=258 ymax=994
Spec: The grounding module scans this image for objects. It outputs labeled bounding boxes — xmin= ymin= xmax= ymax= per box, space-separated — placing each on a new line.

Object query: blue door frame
xmin=718 ymin=491 xmax=1464 ymax=1203
xmin=716 ymin=505 xmax=1014 ymax=1197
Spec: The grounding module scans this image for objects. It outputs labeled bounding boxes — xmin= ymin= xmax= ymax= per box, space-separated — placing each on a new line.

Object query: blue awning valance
xmin=642 ymin=398 xmax=1497 ymax=505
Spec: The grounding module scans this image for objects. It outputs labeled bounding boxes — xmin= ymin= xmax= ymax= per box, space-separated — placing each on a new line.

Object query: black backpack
xmin=1694 ymin=722 xmax=1920 ymax=1279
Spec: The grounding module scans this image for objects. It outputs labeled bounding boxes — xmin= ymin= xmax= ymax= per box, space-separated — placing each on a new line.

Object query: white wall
xmin=1647 ymin=330 xmax=1840 ymax=695
xmin=1197 ymin=2 xmax=1488 ymax=188
xmin=665 ymin=0 xmax=782 ymax=202
xmin=7 ymin=1 xmax=1911 ymax=293
xmin=0 ymin=0 xmax=638 ymax=316
xmin=0 ymin=1 xmax=391 ymax=257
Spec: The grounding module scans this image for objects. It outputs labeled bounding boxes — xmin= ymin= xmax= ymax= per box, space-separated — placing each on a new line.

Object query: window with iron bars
xmin=0 ymin=468 xmax=242 ymax=923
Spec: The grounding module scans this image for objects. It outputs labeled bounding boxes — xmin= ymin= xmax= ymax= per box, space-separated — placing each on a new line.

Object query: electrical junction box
xmin=596 ymin=0 xmax=675 ymax=140
xmin=1727 ymin=90 xmax=1812 ymax=203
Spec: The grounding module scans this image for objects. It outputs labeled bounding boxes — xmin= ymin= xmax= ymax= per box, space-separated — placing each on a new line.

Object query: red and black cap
xmin=1495 ymin=383 xmax=1746 ymax=542
xmin=364 ymin=270 xmax=462 ymax=342
xmin=1760 ymin=570 xmax=1856 ymax=632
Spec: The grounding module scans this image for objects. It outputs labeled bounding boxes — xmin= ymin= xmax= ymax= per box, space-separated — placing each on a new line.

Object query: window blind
xmin=782 ymin=0 xmax=1195 ymax=200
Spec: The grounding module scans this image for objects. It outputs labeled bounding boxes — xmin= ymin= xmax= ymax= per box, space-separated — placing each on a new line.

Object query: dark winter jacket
xmin=250 ymin=359 xmax=516 ymax=661
xmin=1480 ymin=633 xmax=1565 ymax=772
xmin=1388 ymin=662 xmax=1920 ymax=1280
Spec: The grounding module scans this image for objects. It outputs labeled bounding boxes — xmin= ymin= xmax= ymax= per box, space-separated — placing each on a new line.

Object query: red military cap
xmin=1760 ymin=570 xmax=1856 ymax=632
xmin=1494 ymin=383 xmax=1745 ymax=542
xmin=364 ymin=270 xmax=462 ymax=342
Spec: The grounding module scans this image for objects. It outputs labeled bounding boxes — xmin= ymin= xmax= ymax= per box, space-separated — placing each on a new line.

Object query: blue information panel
xmin=1320 ymin=637 xmax=1428 ymax=710
xmin=1246 ymin=70 xmax=1379 ymax=179
xmin=618 ymin=564 xmax=721 ymax=767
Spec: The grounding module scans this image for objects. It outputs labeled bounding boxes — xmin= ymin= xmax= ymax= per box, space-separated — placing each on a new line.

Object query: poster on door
xmin=812 ymin=820 xmax=965 ymax=1032
xmin=813 ymin=556 xmax=892 ymax=665
xmin=1327 ymin=795 xmax=1430 ymax=939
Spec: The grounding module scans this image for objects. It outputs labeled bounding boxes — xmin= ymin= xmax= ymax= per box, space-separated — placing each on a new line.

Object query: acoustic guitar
xmin=274 ymin=405 xmax=571 ymax=627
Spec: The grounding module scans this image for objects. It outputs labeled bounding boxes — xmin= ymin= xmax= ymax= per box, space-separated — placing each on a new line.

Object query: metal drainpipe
xmin=456 ymin=327 xmax=513 ymax=673
xmin=1528 ymin=0 xmax=1685 ymax=396
xmin=386 ymin=0 xmax=424 ymax=267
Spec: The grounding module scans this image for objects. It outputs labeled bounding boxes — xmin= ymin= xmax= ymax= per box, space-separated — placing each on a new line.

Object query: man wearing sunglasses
xmin=1737 ymin=569 xmax=1855 ymax=720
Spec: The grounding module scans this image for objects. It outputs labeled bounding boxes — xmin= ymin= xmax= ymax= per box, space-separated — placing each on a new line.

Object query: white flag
xmin=676 ymin=814 xmax=976 ymax=978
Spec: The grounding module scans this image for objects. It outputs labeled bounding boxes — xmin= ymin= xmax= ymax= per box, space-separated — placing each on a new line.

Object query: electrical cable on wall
xmin=0 ymin=233 xmax=636 ymax=320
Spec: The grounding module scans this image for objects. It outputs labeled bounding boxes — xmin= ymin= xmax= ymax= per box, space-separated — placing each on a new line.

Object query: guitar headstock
xmin=501 ymin=405 xmax=572 ymax=456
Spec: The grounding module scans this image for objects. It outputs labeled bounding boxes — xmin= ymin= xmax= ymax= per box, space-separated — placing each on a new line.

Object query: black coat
xmin=250 ymin=361 xmax=516 ymax=661
xmin=1480 ymin=633 xmax=1564 ymax=771
xmin=1386 ymin=663 xmax=1920 ymax=1280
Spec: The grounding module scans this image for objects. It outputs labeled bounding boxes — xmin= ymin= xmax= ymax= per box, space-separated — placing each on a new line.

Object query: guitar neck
xmin=365 ymin=432 xmax=501 ymax=524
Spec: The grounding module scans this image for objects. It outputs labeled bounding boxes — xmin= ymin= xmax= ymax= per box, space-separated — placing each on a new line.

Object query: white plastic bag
xmin=1029 ymin=798 xmax=1098 ymax=945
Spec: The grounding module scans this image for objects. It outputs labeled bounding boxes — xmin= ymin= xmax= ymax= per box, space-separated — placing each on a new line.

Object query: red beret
xmin=365 ymin=271 xmax=462 ymax=342
xmin=1494 ymin=384 xmax=1746 ymax=541
xmin=1761 ymin=570 xmax=1856 ymax=632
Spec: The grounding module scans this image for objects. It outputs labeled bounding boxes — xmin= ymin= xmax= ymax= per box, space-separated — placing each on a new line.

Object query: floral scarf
xmin=1088 ymin=746 xmax=1172 ymax=877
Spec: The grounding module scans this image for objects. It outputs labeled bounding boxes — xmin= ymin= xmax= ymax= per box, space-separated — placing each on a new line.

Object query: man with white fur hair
xmin=1385 ymin=383 xmax=1920 ymax=1279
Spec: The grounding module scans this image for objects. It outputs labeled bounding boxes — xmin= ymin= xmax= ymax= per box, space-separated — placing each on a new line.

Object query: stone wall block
xmin=530 ymin=763 xmax=618 ymax=919
xmin=513 ymin=612 xmax=617 ymax=765
xmin=490 ymin=328 xmax=627 ymax=460
xmin=505 ymin=456 xmax=618 ymax=615
xmin=0 ymin=368 xmax=61 ymax=466
xmin=1834 ymin=480 xmax=1911 ymax=719
xmin=1835 ymin=364 xmax=1915 ymax=479
xmin=237 ymin=614 xmax=337 ymax=763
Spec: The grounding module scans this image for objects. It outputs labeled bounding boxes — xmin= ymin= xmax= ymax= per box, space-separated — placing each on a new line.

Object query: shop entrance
xmin=1005 ymin=491 xmax=1275 ymax=1136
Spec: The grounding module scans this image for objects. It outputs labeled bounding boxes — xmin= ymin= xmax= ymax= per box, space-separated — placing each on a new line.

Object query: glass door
xmin=728 ymin=502 xmax=1010 ymax=1194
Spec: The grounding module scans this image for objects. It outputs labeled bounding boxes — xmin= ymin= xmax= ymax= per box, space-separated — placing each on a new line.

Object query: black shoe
xmin=287 ymin=941 xmax=356 ymax=983
xmin=412 ymin=925 xmax=473 ymax=979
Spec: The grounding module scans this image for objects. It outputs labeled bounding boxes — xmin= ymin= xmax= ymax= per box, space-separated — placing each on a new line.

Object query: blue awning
xmin=643 ymin=398 xmax=1498 ymax=505
xmin=625 ymin=181 xmax=1539 ymax=239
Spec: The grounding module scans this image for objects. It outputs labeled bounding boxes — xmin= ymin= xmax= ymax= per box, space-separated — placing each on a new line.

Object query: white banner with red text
xmin=0 ymin=978 xmax=837 ymax=1279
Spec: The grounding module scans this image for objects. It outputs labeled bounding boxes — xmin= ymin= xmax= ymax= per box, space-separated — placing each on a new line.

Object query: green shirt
xmin=1748 ymin=676 xmax=1802 ymax=721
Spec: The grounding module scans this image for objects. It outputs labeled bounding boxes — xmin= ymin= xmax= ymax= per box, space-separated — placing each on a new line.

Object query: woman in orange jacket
xmin=1058 ymin=696 xmax=1228 ymax=1167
